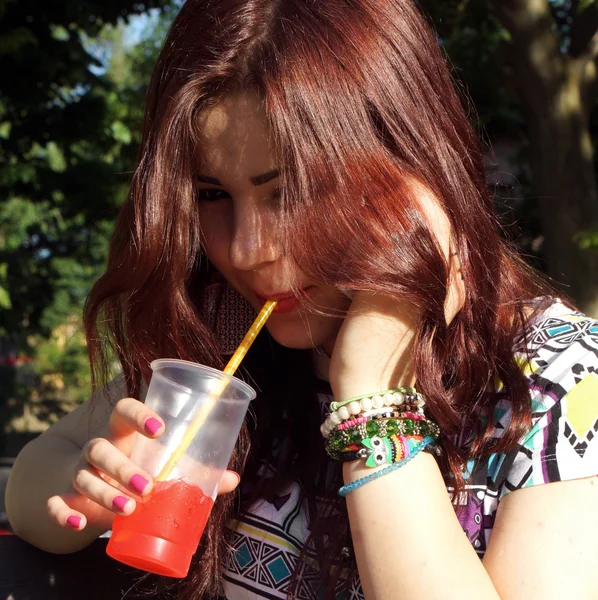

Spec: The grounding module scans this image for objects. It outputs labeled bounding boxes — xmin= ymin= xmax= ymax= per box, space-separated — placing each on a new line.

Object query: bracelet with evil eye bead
xmin=338 ymin=436 xmax=437 ymax=497
xmin=331 ymin=434 xmax=425 ymax=466
xmin=325 ymin=417 xmax=440 ymax=460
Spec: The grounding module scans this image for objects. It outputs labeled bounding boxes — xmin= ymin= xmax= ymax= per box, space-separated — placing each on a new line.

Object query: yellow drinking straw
xmin=156 ymin=299 xmax=277 ymax=481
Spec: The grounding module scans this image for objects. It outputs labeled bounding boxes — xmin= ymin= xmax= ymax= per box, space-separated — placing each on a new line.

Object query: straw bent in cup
xmin=156 ymin=299 xmax=277 ymax=481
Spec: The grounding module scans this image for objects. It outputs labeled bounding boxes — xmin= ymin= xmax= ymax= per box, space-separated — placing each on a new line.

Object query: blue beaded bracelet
xmin=338 ymin=435 xmax=435 ymax=498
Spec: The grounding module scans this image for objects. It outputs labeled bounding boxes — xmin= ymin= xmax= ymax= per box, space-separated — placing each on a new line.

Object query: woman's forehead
xmin=196 ymin=92 xmax=277 ymax=181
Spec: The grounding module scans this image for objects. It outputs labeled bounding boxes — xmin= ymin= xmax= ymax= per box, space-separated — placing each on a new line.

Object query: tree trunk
xmin=492 ymin=0 xmax=598 ymax=316
xmin=527 ymin=63 xmax=598 ymax=315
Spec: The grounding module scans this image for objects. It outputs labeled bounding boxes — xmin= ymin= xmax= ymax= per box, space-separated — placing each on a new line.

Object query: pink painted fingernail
xmin=130 ymin=474 xmax=150 ymax=494
xmin=112 ymin=495 xmax=129 ymax=512
xmin=144 ymin=417 xmax=163 ymax=435
xmin=66 ymin=515 xmax=81 ymax=529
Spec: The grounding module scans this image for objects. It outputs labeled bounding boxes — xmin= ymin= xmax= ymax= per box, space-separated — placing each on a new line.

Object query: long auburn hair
xmin=85 ymin=0 xmax=555 ymax=597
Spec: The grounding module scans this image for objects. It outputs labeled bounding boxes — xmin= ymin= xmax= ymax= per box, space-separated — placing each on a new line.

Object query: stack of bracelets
xmin=321 ymin=387 xmax=441 ymax=497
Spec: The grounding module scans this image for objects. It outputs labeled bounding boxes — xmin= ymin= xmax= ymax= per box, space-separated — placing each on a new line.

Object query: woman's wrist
xmin=329 ymin=292 xmax=419 ymax=399
xmin=322 ymin=381 xmax=440 ymax=497
xmin=331 ymin=367 xmax=416 ymax=403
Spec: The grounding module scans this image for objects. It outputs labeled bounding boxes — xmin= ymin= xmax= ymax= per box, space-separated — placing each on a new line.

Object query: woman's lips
xmin=270 ymin=296 xmax=301 ymax=313
xmin=255 ymin=287 xmax=311 ymax=314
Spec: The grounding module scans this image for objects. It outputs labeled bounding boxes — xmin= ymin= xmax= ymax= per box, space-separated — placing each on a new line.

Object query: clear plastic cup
xmin=106 ymin=359 xmax=255 ymax=578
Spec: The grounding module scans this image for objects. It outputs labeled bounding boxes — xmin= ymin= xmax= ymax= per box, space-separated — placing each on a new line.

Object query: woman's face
xmin=196 ymin=92 xmax=350 ymax=353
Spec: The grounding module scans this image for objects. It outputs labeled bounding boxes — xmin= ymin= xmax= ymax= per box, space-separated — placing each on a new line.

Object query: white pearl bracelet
xmin=320 ymin=391 xmax=425 ymax=438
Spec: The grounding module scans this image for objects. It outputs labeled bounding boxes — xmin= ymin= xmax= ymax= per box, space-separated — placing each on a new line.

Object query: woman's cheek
xmin=199 ymin=209 xmax=232 ymax=264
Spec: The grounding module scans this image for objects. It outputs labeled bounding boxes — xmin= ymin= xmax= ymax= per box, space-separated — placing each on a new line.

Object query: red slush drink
xmin=107 ymin=478 xmax=214 ymax=578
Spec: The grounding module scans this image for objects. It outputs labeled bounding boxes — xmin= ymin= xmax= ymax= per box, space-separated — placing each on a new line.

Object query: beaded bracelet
xmin=361 ymin=405 xmax=422 ymax=420
xmin=336 ymin=410 xmax=426 ymax=432
xmin=330 ymin=387 xmax=417 ymax=412
xmin=336 ymin=410 xmax=401 ymax=431
xmin=338 ymin=435 xmax=436 ymax=497
xmin=326 ymin=416 xmax=440 ymax=459
xmin=321 ymin=394 xmax=425 ymax=438
xmin=338 ymin=434 xmax=424 ymax=466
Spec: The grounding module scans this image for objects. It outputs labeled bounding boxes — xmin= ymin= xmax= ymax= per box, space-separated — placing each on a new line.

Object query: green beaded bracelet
xmin=326 ymin=417 xmax=440 ymax=460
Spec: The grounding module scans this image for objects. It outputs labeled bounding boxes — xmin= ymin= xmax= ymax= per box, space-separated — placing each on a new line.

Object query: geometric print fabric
xmin=451 ymin=299 xmax=598 ymax=555
xmin=222 ymin=298 xmax=598 ymax=598
xmin=222 ymin=480 xmax=361 ymax=600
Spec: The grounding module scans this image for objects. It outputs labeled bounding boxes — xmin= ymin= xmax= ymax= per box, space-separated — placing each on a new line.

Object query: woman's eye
xmin=267 ymin=188 xmax=281 ymax=207
xmin=196 ymin=188 xmax=231 ymax=202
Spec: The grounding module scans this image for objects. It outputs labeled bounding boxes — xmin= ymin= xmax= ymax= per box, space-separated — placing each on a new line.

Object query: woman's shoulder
xmin=519 ymin=296 xmax=597 ymax=355
xmin=516 ymin=297 xmax=598 ymax=401
xmin=486 ymin=297 xmax=598 ymax=495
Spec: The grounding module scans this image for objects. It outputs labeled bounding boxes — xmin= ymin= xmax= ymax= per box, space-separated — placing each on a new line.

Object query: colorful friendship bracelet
xmin=338 ymin=435 xmax=436 ymax=497
xmin=337 ymin=434 xmax=424 ymax=466
xmin=332 ymin=434 xmax=439 ymax=464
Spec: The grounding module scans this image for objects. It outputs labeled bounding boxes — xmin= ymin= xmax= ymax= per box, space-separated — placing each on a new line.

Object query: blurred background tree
xmin=423 ymin=0 xmax=598 ymax=314
xmin=0 ymin=0 xmax=597 ymax=445
xmin=0 ymin=0 xmax=172 ymax=440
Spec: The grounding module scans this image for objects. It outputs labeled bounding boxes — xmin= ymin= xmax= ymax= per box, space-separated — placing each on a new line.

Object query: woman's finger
xmin=82 ymin=437 xmax=153 ymax=497
xmin=107 ymin=397 xmax=164 ymax=456
xmin=217 ymin=470 xmax=240 ymax=495
xmin=47 ymin=494 xmax=88 ymax=531
xmin=72 ymin=463 xmax=138 ymax=516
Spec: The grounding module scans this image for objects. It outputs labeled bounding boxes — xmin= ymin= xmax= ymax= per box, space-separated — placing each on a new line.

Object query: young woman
xmin=7 ymin=0 xmax=598 ymax=598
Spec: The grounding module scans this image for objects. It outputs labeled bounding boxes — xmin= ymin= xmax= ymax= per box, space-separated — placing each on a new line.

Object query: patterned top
xmin=221 ymin=299 xmax=598 ymax=599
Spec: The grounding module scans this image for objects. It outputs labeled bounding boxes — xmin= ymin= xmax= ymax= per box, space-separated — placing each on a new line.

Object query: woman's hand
xmin=329 ymin=292 xmax=420 ymax=401
xmin=329 ymin=183 xmax=466 ymax=401
xmin=46 ymin=398 xmax=240 ymax=532
xmin=329 ymin=265 xmax=463 ymax=401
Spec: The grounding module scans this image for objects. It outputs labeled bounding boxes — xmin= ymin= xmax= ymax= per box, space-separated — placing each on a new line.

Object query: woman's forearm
xmin=5 ymin=435 xmax=108 ymax=553
xmin=343 ymin=453 xmax=500 ymax=599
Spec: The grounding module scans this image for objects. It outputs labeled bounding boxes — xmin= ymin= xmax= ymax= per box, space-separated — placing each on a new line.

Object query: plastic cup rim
xmin=150 ymin=358 xmax=256 ymax=401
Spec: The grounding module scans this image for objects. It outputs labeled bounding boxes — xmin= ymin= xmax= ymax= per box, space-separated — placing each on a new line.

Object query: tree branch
xmin=570 ymin=2 xmax=598 ymax=58
xmin=490 ymin=0 xmax=563 ymax=102
xmin=580 ymin=29 xmax=598 ymax=105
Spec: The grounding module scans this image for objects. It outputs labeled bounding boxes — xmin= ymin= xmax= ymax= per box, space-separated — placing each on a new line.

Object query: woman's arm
xmin=343 ymin=452 xmax=499 ymax=599
xmin=343 ymin=433 xmax=598 ymax=599
xmin=331 ymin=292 xmax=598 ymax=598
xmin=5 ymin=380 xmax=124 ymax=553
xmin=6 ymin=377 xmax=240 ymax=555
xmin=330 ymin=292 xmax=499 ymax=598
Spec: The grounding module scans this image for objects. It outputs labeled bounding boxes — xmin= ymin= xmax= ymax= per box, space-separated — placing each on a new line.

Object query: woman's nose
xmin=229 ymin=201 xmax=281 ymax=271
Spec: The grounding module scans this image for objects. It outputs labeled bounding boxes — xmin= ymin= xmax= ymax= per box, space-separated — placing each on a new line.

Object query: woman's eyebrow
xmin=249 ymin=168 xmax=279 ymax=186
xmin=197 ymin=174 xmax=222 ymax=186
xmin=196 ymin=169 xmax=279 ymax=187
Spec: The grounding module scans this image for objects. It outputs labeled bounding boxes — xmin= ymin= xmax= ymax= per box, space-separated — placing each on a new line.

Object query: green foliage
xmin=574 ymin=229 xmax=598 ymax=250
xmin=33 ymin=324 xmax=91 ymax=405
xmin=0 ymin=0 xmax=172 ymax=342
xmin=422 ymin=0 xmax=523 ymax=135
xmin=0 ymin=0 xmax=172 ymax=428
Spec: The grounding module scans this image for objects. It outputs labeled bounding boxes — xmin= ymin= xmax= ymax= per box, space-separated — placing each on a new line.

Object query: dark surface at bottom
xmin=0 ymin=535 xmax=170 ymax=600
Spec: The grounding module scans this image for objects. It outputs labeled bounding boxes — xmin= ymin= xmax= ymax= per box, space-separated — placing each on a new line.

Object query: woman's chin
xmin=266 ymin=328 xmax=320 ymax=350
xmin=265 ymin=316 xmax=340 ymax=351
